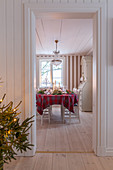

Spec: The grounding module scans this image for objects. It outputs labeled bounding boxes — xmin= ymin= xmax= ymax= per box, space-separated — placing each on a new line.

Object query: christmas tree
xmin=0 ymin=93 xmax=34 ymax=170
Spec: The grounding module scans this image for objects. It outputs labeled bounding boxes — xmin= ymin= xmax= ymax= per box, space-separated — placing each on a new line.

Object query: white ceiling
xmin=36 ymin=18 xmax=93 ymax=56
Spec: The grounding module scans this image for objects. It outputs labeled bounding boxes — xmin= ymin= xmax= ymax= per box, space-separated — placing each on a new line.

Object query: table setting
xmin=36 ymin=85 xmax=78 ymax=115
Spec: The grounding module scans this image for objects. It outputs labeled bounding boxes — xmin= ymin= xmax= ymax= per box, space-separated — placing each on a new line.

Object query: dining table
xmin=36 ymin=93 xmax=78 ymax=115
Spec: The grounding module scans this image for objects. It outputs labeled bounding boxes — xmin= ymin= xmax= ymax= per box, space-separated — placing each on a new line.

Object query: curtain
xmin=65 ymin=55 xmax=81 ymax=90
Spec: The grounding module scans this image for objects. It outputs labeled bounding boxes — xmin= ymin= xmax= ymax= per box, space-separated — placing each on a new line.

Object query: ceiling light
xmin=51 ymin=40 xmax=62 ymax=66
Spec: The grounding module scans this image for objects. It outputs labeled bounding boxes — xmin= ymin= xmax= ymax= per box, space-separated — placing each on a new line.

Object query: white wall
xmin=0 ymin=0 xmax=23 ymax=118
xmin=107 ymin=0 xmax=113 ymax=150
xmin=0 ymin=0 xmax=113 ymax=156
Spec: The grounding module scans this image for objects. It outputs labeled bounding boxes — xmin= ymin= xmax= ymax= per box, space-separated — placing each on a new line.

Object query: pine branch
xmin=0 ymin=97 xmax=34 ymax=168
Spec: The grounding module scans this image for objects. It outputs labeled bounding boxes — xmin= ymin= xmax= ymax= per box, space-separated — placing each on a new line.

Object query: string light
xmin=14 ymin=118 xmax=17 ymax=122
xmin=4 ymin=132 xmax=8 ymax=138
xmin=8 ymin=130 xmax=11 ymax=134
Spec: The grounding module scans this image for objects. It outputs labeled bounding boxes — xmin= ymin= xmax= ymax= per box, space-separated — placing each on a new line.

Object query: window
xmin=40 ymin=60 xmax=51 ymax=87
xmin=39 ymin=59 xmax=63 ymax=88
xmin=52 ymin=64 xmax=63 ymax=86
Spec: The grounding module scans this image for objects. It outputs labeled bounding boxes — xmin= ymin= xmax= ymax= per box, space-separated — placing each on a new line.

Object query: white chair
xmin=37 ymin=106 xmax=52 ymax=125
xmin=63 ymin=88 xmax=80 ymax=123
xmin=73 ymin=88 xmax=80 ymax=123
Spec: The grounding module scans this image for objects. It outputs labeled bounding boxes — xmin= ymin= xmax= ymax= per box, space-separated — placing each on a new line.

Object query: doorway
xmin=23 ymin=1 xmax=107 ymax=156
xmin=36 ymin=16 xmax=93 ymax=153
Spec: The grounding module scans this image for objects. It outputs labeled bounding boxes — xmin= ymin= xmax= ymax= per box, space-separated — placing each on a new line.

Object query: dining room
xmin=35 ymin=16 xmax=93 ymax=153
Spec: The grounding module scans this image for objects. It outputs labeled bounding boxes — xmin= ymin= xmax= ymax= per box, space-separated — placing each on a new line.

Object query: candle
xmin=54 ymin=80 xmax=56 ymax=89
xmin=59 ymin=82 xmax=60 ymax=88
xmin=53 ymin=83 xmax=54 ymax=90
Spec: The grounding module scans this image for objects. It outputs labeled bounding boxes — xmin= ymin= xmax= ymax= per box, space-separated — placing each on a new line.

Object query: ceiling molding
xmin=59 ymin=20 xmax=63 ymax=40
xmin=41 ymin=19 xmax=46 ymax=38
xmin=35 ymin=12 xmax=94 ymax=19
xmin=35 ymin=28 xmax=44 ymax=50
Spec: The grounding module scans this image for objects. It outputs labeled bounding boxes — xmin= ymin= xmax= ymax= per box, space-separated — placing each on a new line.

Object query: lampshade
xmin=51 ymin=59 xmax=62 ymax=66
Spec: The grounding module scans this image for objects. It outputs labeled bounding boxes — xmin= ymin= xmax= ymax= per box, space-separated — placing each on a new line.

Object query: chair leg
xmin=61 ymin=106 xmax=65 ymax=123
xmin=69 ymin=112 xmax=71 ymax=124
xmin=48 ymin=107 xmax=51 ymax=124
xmin=50 ymin=106 xmax=52 ymax=116
xmin=41 ymin=115 xmax=43 ymax=125
xmin=61 ymin=105 xmax=63 ymax=119
xmin=77 ymin=108 xmax=80 ymax=123
xmin=78 ymin=111 xmax=80 ymax=123
xmin=49 ymin=114 xmax=50 ymax=124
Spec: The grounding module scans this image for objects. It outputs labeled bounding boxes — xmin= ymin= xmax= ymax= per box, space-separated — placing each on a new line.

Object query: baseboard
xmin=26 ymin=145 xmax=36 ymax=156
xmin=16 ymin=151 xmax=24 ymax=157
xmin=16 ymin=145 xmax=36 ymax=157
xmin=36 ymin=151 xmax=94 ymax=154
xmin=97 ymin=146 xmax=113 ymax=156
xmin=97 ymin=146 xmax=106 ymax=156
xmin=16 ymin=147 xmax=113 ymax=157
xmin=105 ymin=148 xmax=113 ymax=156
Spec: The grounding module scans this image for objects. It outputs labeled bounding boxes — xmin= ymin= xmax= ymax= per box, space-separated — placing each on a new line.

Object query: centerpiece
xmin=66 ymin=89 xmax=74 ymax=94
xmin=37 ymin=89 xmax=45 ymax=94
xmin=52 ymin=89 xmax=62 ymax=95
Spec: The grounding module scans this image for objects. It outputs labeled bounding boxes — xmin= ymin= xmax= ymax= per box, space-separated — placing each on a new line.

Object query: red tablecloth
xmin=36 ymin=93 xmax=78 ymax=115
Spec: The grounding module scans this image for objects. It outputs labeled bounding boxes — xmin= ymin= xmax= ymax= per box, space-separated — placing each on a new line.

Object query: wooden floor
xmin=4 ymin=153 xmax=113 ymax=170
xmin=36 ymin=106 xmax=93 ymax=152
xmin=4 ymin=107 xmax=113 ymax=170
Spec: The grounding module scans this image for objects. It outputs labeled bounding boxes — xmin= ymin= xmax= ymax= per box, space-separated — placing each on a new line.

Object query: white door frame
xmin=23 ymin=1 xmax=108 ymax=156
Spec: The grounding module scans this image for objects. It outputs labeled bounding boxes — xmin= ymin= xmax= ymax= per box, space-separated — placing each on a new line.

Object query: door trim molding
xmin=23 ymin=0 xmax=108 ymax=156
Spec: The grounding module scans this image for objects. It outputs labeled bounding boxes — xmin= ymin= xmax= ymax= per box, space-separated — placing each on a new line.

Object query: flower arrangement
xmin=37 ymin=88 xmax=53 ymax=94
xmin=52 ymin=89 xmax=62 ymax=95
xmin=66 ymin=89 xmax=74 ymax=94
xmin=37 ymin=90 xmax=45 ymax=94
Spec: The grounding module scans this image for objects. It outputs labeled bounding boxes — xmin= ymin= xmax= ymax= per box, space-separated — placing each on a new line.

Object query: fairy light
xmin=14 ymin=118 xmax=17 ymax=122
xmin=13 ymin=109 xmax=16 ymax=112
xmin=8 ymin=130 xmax=11 ymax=134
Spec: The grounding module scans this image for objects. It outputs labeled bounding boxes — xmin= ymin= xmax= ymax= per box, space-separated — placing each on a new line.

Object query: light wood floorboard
xmin=4 ymin=107 xmax=113 ymax=170
xmin=4 ymin=153 xmax=113 ymax=170
xmin=37 ymin=106 xmax=93 ymax=152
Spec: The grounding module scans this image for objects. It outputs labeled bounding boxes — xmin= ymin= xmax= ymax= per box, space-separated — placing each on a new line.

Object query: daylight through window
xmin=39 ymin=60 xmax=63 ymax=88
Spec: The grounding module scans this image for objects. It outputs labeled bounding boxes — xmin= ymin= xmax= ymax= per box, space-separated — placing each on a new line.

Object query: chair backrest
xmin=73 ymin=88 xmax=80 ymax=107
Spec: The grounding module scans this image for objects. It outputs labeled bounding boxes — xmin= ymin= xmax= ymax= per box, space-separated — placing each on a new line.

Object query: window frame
xmin=39 ymin=58 xmax=64 ymax=88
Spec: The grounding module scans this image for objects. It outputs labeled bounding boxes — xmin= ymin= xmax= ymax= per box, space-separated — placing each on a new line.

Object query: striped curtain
xmin=65 ymin=55 xmax=81 ymax=90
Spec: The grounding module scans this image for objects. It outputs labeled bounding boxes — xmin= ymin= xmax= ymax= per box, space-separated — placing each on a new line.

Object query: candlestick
xmin=54 ymin=80 xmax=56 ymax=89
xmin=59 ymin=82 xmax=60 ymax=88
xmin=53 ymin=83 xmax=54 ymax=90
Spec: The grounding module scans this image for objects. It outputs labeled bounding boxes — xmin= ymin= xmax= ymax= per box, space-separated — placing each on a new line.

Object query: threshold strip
xmin=36 ymin=151 xmax=94 ymax=154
